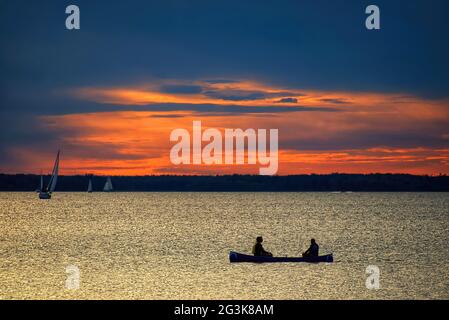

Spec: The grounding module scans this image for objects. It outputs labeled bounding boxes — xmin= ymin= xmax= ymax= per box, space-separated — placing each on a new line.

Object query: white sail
xmin=40 ymin=175 xmax=43 ymax=191
xmin=87 ymin=178 xmax=93 ymax=192
xmin=48 ymin=150 xmax=60 ymax=193
xmin=103 ymin=177 xmax=113 ymax=192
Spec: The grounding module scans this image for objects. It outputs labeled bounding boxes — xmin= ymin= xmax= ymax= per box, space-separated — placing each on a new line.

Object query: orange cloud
xmin=277 ymin=148 xmax=449 ymax=175
xmin=4 ymin=80 xmax=448 ymax=176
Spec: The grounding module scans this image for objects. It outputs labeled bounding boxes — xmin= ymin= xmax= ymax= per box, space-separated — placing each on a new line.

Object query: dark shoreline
xmin=1 ymin=173 xmax=448 ymax=192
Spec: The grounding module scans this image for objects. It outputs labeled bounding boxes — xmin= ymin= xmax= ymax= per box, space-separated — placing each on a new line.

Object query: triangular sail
xmin=103 ymin=177 xmax=113 ymax=192
xmin=87 ymin=178 xmax=93 ymax=192
xmin=40 ymin=176 xmax=43 ymax=191
xmin=47 ymin=150 xmax=60 ymax=193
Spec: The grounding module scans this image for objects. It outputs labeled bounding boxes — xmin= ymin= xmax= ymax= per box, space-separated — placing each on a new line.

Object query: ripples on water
xmin=0 ymin=192 xmax=448 ymax=299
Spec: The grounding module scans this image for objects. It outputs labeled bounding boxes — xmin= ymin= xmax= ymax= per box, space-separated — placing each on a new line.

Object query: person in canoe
xmin=302 ymin=238 xmax=319 ymax=257
xmin=252 ymin=236 xmax=273 ymax=257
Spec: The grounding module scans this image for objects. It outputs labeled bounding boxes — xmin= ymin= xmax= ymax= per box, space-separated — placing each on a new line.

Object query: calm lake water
xmin=0 ymin=192 xmax=448 ymax=299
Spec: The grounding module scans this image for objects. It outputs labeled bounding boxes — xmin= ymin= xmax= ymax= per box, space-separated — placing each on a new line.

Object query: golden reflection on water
xmin=0 ymin=192 xmax=448 ymax=299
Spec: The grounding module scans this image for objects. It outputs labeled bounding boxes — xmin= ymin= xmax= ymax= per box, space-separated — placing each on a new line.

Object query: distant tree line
xmin=0 ymin=173 xmax=448 ymax=192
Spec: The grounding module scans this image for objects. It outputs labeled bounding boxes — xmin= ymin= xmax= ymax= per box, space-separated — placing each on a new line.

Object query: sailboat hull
xmin=37 ymin=150 xmax=59 ymax=200
xmin=39 ymin=192 xmax=51 ymax=199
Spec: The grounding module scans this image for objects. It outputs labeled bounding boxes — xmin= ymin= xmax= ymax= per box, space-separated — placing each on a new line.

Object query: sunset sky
xmin=1 ymin=0 xmax=448 ymax=175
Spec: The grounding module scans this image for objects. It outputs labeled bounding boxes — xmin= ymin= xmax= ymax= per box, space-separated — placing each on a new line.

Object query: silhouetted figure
xmin=302 ymin=238 xmax=319 ymax=257
xmin=252 ymin=236 xmax=273 ymax=257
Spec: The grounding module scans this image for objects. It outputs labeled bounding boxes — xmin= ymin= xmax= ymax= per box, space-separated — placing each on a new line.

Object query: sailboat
xmin=39 ymin=150 xmax=60 ymax=200
xmin=103 ymin=176 xmax=113 ymax=192
xmin=87 ymin=177 xmax=93 ymax=193
xmin=35 ymin=175 xmax=43 ymax=193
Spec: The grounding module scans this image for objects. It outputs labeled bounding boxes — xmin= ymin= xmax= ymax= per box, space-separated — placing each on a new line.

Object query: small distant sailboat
xmin=39 ymin=150 xmax=60 ymax=200
xmin=103 ymin=176 xmax=113 ymax=192
xmin=35 ymin=175 xmax=43 ymax=193
xmin=87 ymin=177 xmax=93 ymax=193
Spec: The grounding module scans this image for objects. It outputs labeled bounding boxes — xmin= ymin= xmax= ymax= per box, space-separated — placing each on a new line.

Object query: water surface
xmin=0 ymin=192 xmax=448 ymax=299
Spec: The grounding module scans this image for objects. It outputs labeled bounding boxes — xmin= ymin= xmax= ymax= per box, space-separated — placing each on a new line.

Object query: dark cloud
xmin=149 ymin=114 xmax=188 ymax=118
xmin=276 ymin=98 xmax=298 ymax=103
xmin=203 ymin=79 xmax=238 ymax=84
xmin=319 ymin=98 xmax=350 ymax=105
xmin=203 ymin=89 xmax=298 ymax=101
xmin=159 ymin=85 xmax=203 ymax=94
xmin=203 ymin=90 xmax=267 ymax=101
xmin=1 ymin=0 xmax=448 ymax=98
xmin=137 ymin=103 xmax=338 ymax=114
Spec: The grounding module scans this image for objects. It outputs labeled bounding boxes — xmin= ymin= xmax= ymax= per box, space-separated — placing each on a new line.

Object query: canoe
xmin=229 ymin=251 xmax=333 ymax=263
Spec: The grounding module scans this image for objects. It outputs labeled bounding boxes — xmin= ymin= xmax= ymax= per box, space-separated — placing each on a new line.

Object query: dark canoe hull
xmin=229 ymin=251 xmax=333 ymax=263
